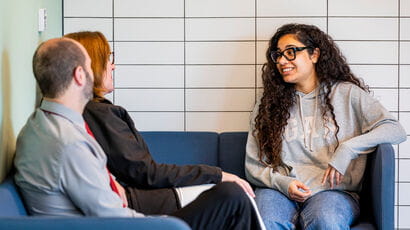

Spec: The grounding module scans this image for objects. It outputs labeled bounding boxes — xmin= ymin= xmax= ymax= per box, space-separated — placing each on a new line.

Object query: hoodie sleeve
xmin=329 ymin=84 xmax=407 ymax=174
xmin=245 ymin=104 xmax=295 ymax=196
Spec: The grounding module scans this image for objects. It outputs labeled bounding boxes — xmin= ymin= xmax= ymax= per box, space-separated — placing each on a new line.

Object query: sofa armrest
xmin=369 ymin=143 xmax=395 ymax=230
xmin=0 ymin=216 xmax=190 ymax=230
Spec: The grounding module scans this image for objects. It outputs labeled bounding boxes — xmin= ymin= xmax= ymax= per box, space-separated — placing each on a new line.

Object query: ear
xmin=311 ymin=48 xmax=320 ymax=64
xmin=73 ymin=66 xmax=86 ymax=86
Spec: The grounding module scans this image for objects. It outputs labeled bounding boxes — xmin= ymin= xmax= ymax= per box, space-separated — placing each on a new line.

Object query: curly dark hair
xmin=254 ymin=23 xmax=369 ymax=170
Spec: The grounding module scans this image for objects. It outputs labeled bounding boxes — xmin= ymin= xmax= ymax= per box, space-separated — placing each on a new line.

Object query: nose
xmin=111 ymin=63 xmax=116 ymax=70
xmin=277 ymin=55 xmax=288 ymax=65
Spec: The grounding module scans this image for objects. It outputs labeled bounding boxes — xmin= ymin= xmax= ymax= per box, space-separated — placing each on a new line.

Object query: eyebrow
xmin=276 ymin=44 xmax=298 ymax=51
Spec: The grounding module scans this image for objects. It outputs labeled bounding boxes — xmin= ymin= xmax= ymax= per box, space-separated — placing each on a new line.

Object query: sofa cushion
xmin=218 ymin=132 xmax=248 ymax=179
xmin=141 ymin=131 xmax=219 ymax=166
xmin=0 ymin=177 xmax=27 ymax=217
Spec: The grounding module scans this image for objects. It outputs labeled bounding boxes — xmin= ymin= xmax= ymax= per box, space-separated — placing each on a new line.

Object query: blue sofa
xmin=0 ymin=132 xmax=394 ymax=230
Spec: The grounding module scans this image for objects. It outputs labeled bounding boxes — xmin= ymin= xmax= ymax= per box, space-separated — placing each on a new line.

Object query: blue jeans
xmin=255 ymin=188 xmax=360 ymax=230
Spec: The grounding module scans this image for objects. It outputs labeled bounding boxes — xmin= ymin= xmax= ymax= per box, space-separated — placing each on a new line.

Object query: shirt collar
xmin=40 ymin=99 xmax=85 ymax=127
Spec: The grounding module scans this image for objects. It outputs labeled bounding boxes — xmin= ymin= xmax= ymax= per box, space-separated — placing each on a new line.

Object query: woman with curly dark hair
xmin=245 ymin=23 xmax=406 ymax=229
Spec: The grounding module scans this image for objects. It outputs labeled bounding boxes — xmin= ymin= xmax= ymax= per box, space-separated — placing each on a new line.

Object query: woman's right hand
xmin=288 ymin=180 xmax=312 ymax=202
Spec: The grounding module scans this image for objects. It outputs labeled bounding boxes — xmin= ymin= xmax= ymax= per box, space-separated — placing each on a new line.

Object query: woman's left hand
xmin=322 ymin=165 xmax=343 ymax=189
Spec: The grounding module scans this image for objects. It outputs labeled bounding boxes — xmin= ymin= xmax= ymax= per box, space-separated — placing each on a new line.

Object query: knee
xmin=301 ymin=213 xmax=350 ymax=230
xmin=212 ymin=182 xmax=248 ymax=202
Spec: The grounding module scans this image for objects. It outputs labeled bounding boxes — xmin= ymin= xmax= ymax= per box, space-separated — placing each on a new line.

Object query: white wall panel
xmin=115 ymin=89 xmax=184 ymax=111
xmin=399 ymin=207 xmax=410 ymax=229
xmin=115 ymin=42 xmax=184 ymax=64
xmin=186 ymin=89 xmax=254 ymax=111
xmin=401 ymin=18 xmax=410 ymax=40
xmin=186 ymin=65 xmax=255 ymax=88
xmin=114 ymin=0 xmax=183 ymax=17
xmin=399 ymin=138 xmax=410 ymax=158
xmin=186 ymin=42 xmax=255 ymax=64
xmin=114 ymin=19 xmax=184 ymax=41
xmin=128 ymin=112 xmax=184 ymax=131
xmin=257 ymin=18 xmax=327 ymax=41
xmin=328 ymin=18 xmax=398 ymax=40
xmin=400 ymin=89 xmax=410 ymax=111
xmin=64 ymin=0 xmax=112 ymax=17
xmin=186 ymin=112 xmax=251 ymax=132
xmin=402 ymin=0 xmax=410 ymax=16
xmin=328 ymin=0 xmax=398 ymax=16
xmin=115 ymin=66 xmax=184 ymax=88
xmin=400 ymin=65 xmax=410 ymax=87
xmin=257 ymin=0 xmax=326 ymax=17
xmin=337 ymin=41 xmax=398 ymax=64
xmin=399 ymin=159 xmax=410 ymax=182
xmin=64 ymin=18 xmax=112 ymax=40
xmin=186 ymin=18 xmax=255 ymax=41
xmin=401 ymin=42 xmax=410 ymax=64
xmin=350 ymin=65 xmax=398 ymax=88
xmin=185 ymin=0 xmax=254 ymax=17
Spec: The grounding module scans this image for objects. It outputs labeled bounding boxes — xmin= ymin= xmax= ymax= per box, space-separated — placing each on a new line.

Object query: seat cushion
xmin=0 ymin=176 xmax=27 ymax=217
xmin=141 ymin=131 xmax=219 ymax=166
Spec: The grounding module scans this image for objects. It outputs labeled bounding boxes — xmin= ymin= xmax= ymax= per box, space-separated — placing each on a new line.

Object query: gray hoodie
xmin=245 ymin=82 xmax=407 ymax=197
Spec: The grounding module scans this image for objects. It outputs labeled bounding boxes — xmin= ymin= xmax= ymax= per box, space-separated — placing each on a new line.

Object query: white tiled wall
xmin=63 ymin=0 xmax=410 ymax=228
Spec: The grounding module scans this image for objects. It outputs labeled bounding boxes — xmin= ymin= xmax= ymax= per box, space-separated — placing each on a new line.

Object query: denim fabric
xmin=255 ymin=188 xmax=360 ymax=230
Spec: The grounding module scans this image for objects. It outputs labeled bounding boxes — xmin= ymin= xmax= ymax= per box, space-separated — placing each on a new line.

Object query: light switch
xmin=38 ymin=8 xmax=47 ymax=32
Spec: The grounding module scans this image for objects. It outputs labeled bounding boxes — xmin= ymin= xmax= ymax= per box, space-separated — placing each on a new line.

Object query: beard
xmin=82 ymin=69 xmax=94 ymax=102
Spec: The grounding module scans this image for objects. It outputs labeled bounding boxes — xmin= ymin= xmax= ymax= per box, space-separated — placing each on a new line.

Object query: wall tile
xmin=186 ymin=112 xmax=251 ymax=132
xmin=115 ymin=89 xmax=184 ymax=111
xmin=186 ymin=42 xmax=255 ymax=64
xmin=399 ymin=159 xmax=410 ymax=182
xmin=401 ymin=18 xmax=410 ymax=40
xmin=399 ymin=206 xmax=410 ymax=229
xmin=63 ymin=18 xmax=112 ymax=40
xmin=372 ymin=89 xmax=399 ymax=112
xmin=337 ymin=41 xmax=398 ymax=64
xmin=115 ymin=65 xmax=184 ymax=88
xmin=257 ymin=0 xmax=326 ymax=17
xmin=328 ymin=18 xmax=398 ymax=40
xmin=400 ymin=113 xmax=410 ymax=135
xmin=114 ymin=19 xmax=184 ymax=41
xmin=257 ymin=18 xmax=327 ymax=41
xmin=401 ymin=42 xmax=410 ymax=64
xmin=114 ymin=0 xmax=183 ymax=17
xmin=186 ymin=18 xmax=255 ymax=41
xmin=115 ymin=42 xmax=184 ymax=64
xmin=328 ymin=0 xmax=398 ymax=16
xmin=399 ymin=138 xmax=410 ymax=158
xmin=400 ymin=65 xmax=410 ymax=87
xmin=64 ymin=0 xmax=112 ymax=17
xmin=186 ymin=89 xmax=254 ymax=111
xmin=350 ymin=65 xmax=398 ymax=88
xmin=128 ymin=112 xmax=184 ymax=131
xmin=186 ymin=0 xmax=254 ymax=17
xmin=186 ymin=65 xmax=255 ymax=88
xmin=401 ymin=89 xmax=410 ymax=111
xmin=256 ymin=41 xmax=269 ymax=64
xmin=401 ymin=0 xmax=410 ymax=16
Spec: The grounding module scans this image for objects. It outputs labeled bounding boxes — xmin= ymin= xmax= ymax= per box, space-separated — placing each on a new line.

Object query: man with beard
xmin=14 ymin=38 xmax=142 ymax=217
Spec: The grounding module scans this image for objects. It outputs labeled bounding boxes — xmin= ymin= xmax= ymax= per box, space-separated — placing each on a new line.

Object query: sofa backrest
xmin=141 ymin=132 xmax=219 ymax=166
xmin=0 ymin=177 xmax=27 ymax=217
xmin=218 ymin=132 xmax=248 ymax=179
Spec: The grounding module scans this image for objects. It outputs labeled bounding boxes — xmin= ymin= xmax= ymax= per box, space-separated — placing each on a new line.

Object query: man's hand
xmin=221 ymin=171 xmax=255 ymax=198
xmin=288 ymin=180 xmax=311 ymax=202
xmin=322 ymin=165 xmax=343 ymax=189
xmin=114 ymin=179 xmax=128 ymax=207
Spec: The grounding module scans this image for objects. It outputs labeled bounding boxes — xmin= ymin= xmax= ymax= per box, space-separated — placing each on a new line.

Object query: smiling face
xmin=276 ymin=34 xmax=320 ymax=93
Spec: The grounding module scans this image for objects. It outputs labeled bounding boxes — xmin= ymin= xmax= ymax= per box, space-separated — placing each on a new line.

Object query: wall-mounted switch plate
xmin=38 ymin=8 xmax=47 ymax=32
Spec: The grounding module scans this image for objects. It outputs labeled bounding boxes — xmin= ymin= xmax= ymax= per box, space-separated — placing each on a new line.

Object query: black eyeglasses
xmin=109 ymin=52 xmax=115 ymax=64
xmin=270 ymin=47 xmax=312 ymax=64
